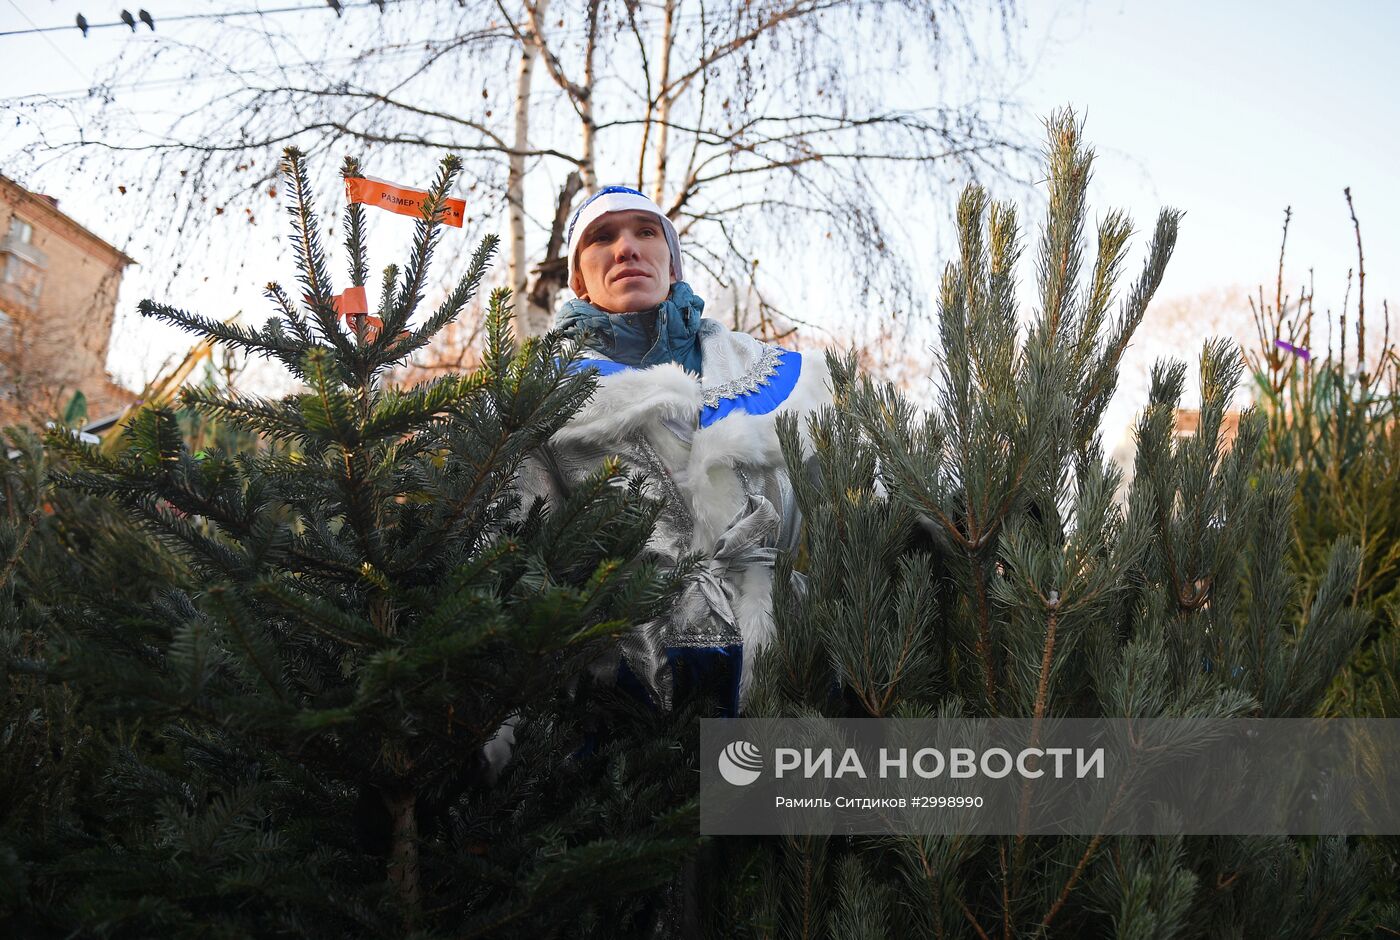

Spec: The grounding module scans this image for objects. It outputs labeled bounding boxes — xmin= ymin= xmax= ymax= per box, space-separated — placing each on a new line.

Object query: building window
xmin=0 ymin=307 xmax=11 ymax=400
xmin=1 ymin=215 xmax=46 ymax=305
xmin=6 ymin=217 xmax=33 ymax=244
xmin=2 ymin=254 xmax=42 ymax=300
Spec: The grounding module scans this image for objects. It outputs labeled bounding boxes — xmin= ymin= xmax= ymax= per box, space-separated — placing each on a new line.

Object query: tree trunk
xmin=527 ymin=171 xmax=583 ymax=326
xmin=385 ymin=786 xmax=421 ymax=924
xmin=651 ymin=0 xmax=677 ymax=203
xmin=579 ymin=0 xmax=600 ymax=193
xmin=509 ymin=18 xmax=543 ymax=334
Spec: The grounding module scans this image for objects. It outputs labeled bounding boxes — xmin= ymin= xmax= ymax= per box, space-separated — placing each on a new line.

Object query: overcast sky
xmin=1 ymin=0 xmax=1396 ymax=439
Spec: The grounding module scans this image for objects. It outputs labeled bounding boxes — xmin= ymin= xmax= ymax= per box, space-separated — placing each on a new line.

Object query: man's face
xmin=572 ymin=210 xmax=674 ymax=313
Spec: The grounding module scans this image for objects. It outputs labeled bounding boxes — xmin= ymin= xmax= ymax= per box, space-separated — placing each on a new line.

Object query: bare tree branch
xmin=4 ymin=0 xmax=1032 ymax=364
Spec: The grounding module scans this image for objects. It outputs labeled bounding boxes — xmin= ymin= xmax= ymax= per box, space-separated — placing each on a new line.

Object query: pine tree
xmin=5 ymin=149 xmax=699 ymax=937
xmin=1245 ymin=205 xmax=1400 ymax=926
xmin=1245 ymin=216 xmax=1400 ymax=719
xmin=714 ymin=111 xmax=1378 ymax=937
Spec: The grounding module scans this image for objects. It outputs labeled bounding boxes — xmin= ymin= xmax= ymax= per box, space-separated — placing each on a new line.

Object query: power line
xmin=0 ymin=0 xmax=708 ymax=41
xmin=0 ymin=0 xmax=421 ymax=39
xmin=0 ymin=43 xmax=445 ymax=104
xmin=5 ymin=0 xmax=90 ymax=78
xmin=0 ymin=23 xmax=527 ymax=106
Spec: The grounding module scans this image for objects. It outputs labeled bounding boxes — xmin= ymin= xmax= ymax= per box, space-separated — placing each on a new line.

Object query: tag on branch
xmin=345 ymin=175 xmax=466 ymax=227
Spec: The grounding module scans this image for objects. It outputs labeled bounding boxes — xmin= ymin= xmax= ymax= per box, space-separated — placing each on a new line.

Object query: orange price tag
xmin=345 ymin=175 xmax=465 ymax=227
xmin=332 ymin=285 xmax=369 ymax=317
xmin=330 ymin=285 xmax=385 ymax=341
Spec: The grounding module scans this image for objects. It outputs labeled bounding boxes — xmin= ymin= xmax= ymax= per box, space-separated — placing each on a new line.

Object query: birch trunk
xmin=509 ymin=14 xmax=543 ymax=334
xmin=651 ymin=0 xmax=677 ymax=203
xmin=579 ymin=0 xmax=600 ymax=193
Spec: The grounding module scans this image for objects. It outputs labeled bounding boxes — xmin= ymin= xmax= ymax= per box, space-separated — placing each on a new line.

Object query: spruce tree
xmin=6 ymin=149 xmax=699 ymax=937
xmin=1 ymin=425 xmax=194 ymax=917
xmin=715 ymin=111 xmax=1377 ymax=937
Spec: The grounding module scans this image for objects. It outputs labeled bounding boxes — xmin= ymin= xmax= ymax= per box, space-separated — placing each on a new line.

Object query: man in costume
xmin=517 ymin=185 xmax=832 ymax=717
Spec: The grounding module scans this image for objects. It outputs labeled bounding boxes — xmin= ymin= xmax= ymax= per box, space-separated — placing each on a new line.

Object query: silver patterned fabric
xmin=537 ymin=437 xmax=783 ymax=711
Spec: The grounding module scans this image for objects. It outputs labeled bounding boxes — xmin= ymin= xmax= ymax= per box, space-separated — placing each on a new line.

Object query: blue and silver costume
xmin=518 ymin=315 xmax=831 ymax=716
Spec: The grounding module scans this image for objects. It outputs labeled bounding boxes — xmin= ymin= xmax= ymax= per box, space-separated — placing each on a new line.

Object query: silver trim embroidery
xmin=700 ymin=343 xmax=784 ymax=409
xmin=733 ymin=465 xmax=756 ymax=497
xmin=672 ymin=630 xmax=742 ymax=646
xmin=627 ymin=431 xmax=694 ymax=551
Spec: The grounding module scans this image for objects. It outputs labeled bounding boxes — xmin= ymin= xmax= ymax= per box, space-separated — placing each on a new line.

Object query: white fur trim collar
xmin=554 ymin=319 xmax=832 ymax=453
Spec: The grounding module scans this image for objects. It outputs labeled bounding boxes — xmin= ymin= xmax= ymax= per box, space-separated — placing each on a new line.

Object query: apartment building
xmin=0 ymin=173 xmax=136 ymax=426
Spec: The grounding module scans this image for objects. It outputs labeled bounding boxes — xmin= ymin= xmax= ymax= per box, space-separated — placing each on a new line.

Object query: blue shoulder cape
xmin=567 ymin=347 xmax=803 ymax=428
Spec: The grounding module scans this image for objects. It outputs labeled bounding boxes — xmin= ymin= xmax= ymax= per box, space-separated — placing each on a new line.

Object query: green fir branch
xmin=280 ymin=148 xmax=337 ymax=319
xmin=360 ymin=374 xmax=478 ymax=442
xmin=265 ymin=281 xmax=322 ymax=354
xmin=203 ymin=585 xmax=294 ymax=707
xmin=179 ymin=387 xmax=309 ymax=442
xmin=138 ymin=300 xmax=306 ymax=365
xmin=298 ymin=348 xmax=358 ymax=446
xmin=381 ymin=233 xmax=499 ymax=364
xmin=341 ymin=156 xmax=369 ymax=288
xmin=277 ymin=148 xmax=358 ymax=374
xmin=252 ymin=575 xmax=388 ymax=650
xmin=376 ymin=263 xmax=399 ymax=319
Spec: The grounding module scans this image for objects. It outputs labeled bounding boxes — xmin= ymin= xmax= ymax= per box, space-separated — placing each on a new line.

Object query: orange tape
xmin=345 ymin=175 xmax=465 ymax=227
xmin=327 ymin=285 xmax=384 ymax=341
xmin=307 ymin=280 xmax=410 ymax=344
xmin=332 ymin=285 xmax=368 ymax=317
